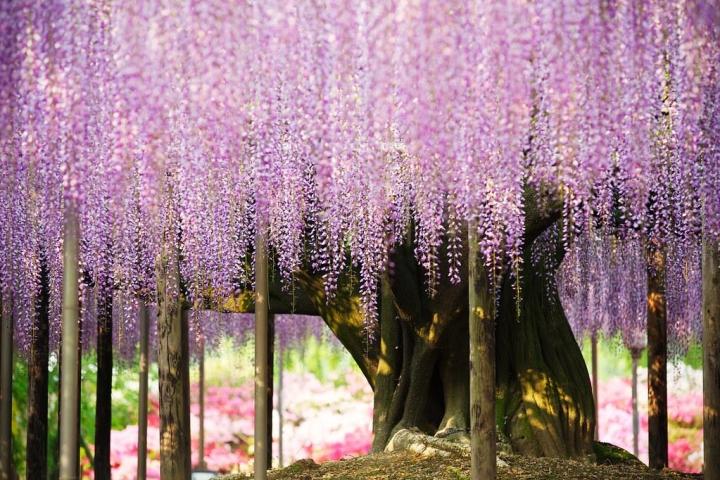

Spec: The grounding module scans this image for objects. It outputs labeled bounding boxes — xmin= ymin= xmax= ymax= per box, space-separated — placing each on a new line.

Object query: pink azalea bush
xmin=597 ymin=364 xmax=703 ymax=473
xmin=107 ymin=370 xmax=372 ymax=478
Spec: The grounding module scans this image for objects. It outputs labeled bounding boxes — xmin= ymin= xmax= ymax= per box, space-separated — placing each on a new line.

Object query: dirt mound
xmin=218 ymin=445 xmax=701 ymax=480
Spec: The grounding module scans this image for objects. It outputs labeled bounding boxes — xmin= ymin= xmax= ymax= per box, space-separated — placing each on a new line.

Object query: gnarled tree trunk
xmin=291 ymin=222 xmax=595 ymax=458
xmin=229 ymin=202 xmax=595 ymax=459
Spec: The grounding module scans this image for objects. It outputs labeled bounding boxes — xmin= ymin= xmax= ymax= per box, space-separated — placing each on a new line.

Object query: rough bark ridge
xmin=27 ymin=257 xmax=50 ymax=480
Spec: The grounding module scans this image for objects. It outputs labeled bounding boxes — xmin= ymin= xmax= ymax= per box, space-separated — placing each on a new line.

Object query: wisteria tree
xmin=1 ymin=1 xmax=719 ymax=480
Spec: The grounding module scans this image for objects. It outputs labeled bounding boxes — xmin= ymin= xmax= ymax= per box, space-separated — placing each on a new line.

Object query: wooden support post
xmin=278 ymin=344 xmax=284 ymax=468
xmin=94 ymin=280 xmax=113 ymax=480
xmin=647 ymin=249 xmax=668 ymax=469
xmin=591 ymin=333 xmax=599 ymax=441
xmin=267 ymin=314 xmax=275 ymax=469
xmin=198 ymin=336 xmax=206 ymax=469
xmin=468 ymin=225 xmax=496 ymax=480
xmin=137 ymin=303 xmax=150 ymax=480
xmin=0 ymin=295 xmax=13 ymax=480
xmin=630 ymin=348 xmax=641 ymax=458
xmin=703 ymin=239 xmax=720 ymax=480
xmin=27 ymin=256 xmax=50 ymax=480
xmin=255 ymin=232 xmax=270 ymax=479
xmin=59 ymin=206 xmax=80 ymax=480
xmin=156 ymin=239 xmax=191 ymax=479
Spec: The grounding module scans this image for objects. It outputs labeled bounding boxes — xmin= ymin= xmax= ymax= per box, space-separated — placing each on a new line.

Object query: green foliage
xmin=11 ymin=358 xmax=28 ymax=478
xmin=190 ymin=338 xmax=255 ymax=388
xmin=283 ymin=336 xmax=358 ymax=387
xmin=11 ymin=349 xmax=161 ymax=478
xmin=580 ymin=335 xmax=701 ymax=378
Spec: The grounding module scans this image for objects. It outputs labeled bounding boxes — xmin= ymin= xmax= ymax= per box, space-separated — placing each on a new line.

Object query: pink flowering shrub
xmin=107 ymin=370 xmax=373 ymax=478
xmin=597 ymin=367 xmax=703 ymax=473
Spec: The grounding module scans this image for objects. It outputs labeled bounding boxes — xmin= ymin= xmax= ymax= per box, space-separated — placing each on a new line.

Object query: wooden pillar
xmin=468 ymin=225 xmax=496 ymax=480
xmin=254 ymin=232 xmax=270 ymax=480
xmin=630 ymin=348 xmax=641 ymax=458
xmin=647 ymin=249 xmax=668 ymax=469
xmin=703 ymin=239 xmax=720 ymax=480
xmin=278 ymin=344 xmax=284 ymax=468
xmin=136 ymin=303 xmax=150 ymax=480
xmin=267 ymin=314 xmax=275 ymax=469
xmin=59 ymin=206 xmax=80 ymax=480
xmin=156 ymin=239 xmax=191 ymax=479
xmin=27 ymin=257 xmax=50 ymax=480
xmin=591 ymin=333 xmax=599 ymax=441
xmin=0 ymin=295 xmax=13 ymax=480
xmin=94 ymin=280 xmax=113 ymax=480
xmin=198 ymin=336 xmax=206 ymax=469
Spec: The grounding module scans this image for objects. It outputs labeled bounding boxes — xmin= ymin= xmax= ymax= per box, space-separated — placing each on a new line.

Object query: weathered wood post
xmin=255 ymin=232 xmax=270 ymax=479
xmin=94 ymin=277 xmax=113 ymax=480
xmin=267 ymin=314 xmax=275 ymax=468
xmin=703 ymin=239 xmax=720 ymax=480
xmin=156 ymin=224 xmax=191 ymax=479
xmin=591 ymin=332 xmax=599 ymax=441
xmin=27 ymin=257 xmax=50 ymax=480
xmin=59 ymin=205 xmax=81 ymax=480
xmin=630 ymin=348 xmax=642 ymax=458
xmin=647 ymin=248 xmax=668 ymax=469
xmin=198 ymin=335 xmax=206 ymax=469
xmin=468 ymin=225 xmax=496 ymax=480
xmin=0 ymin=295 xmax=13 ymax=480
xmin=278 ymin=343 xmax=284 ymax=468
xmin=137 ymin=303 xmax=150 ymax=480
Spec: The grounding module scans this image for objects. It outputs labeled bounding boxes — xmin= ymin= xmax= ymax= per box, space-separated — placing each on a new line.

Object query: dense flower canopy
xmin=557 ymin=229 xmax=703 ymax=356
xmin=1 ymin=0 xmax=719 ymax=346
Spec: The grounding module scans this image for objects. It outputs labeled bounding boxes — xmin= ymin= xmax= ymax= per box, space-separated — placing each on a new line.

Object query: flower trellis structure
xmin=1 ymin=0 xmax=718 ymax=341
xmin=1 ymin=0 xmax=719 ymax=479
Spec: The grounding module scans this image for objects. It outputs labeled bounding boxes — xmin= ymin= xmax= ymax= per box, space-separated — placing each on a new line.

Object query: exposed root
xmin=385 ymin=428 xmax=510 ymax=468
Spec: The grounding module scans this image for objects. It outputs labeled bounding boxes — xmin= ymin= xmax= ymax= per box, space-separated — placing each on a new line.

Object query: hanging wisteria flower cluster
xmin=557 ymin=229 xmax=703 ymax=357
xmin=557 ymin=231 xmax=649 ymax=351
xmin=1 ymin=0 xmax=719 ymax=349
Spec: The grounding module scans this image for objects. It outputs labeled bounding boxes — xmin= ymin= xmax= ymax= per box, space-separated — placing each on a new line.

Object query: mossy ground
xmin=217 ymin=447 xmax=701 ymax=480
